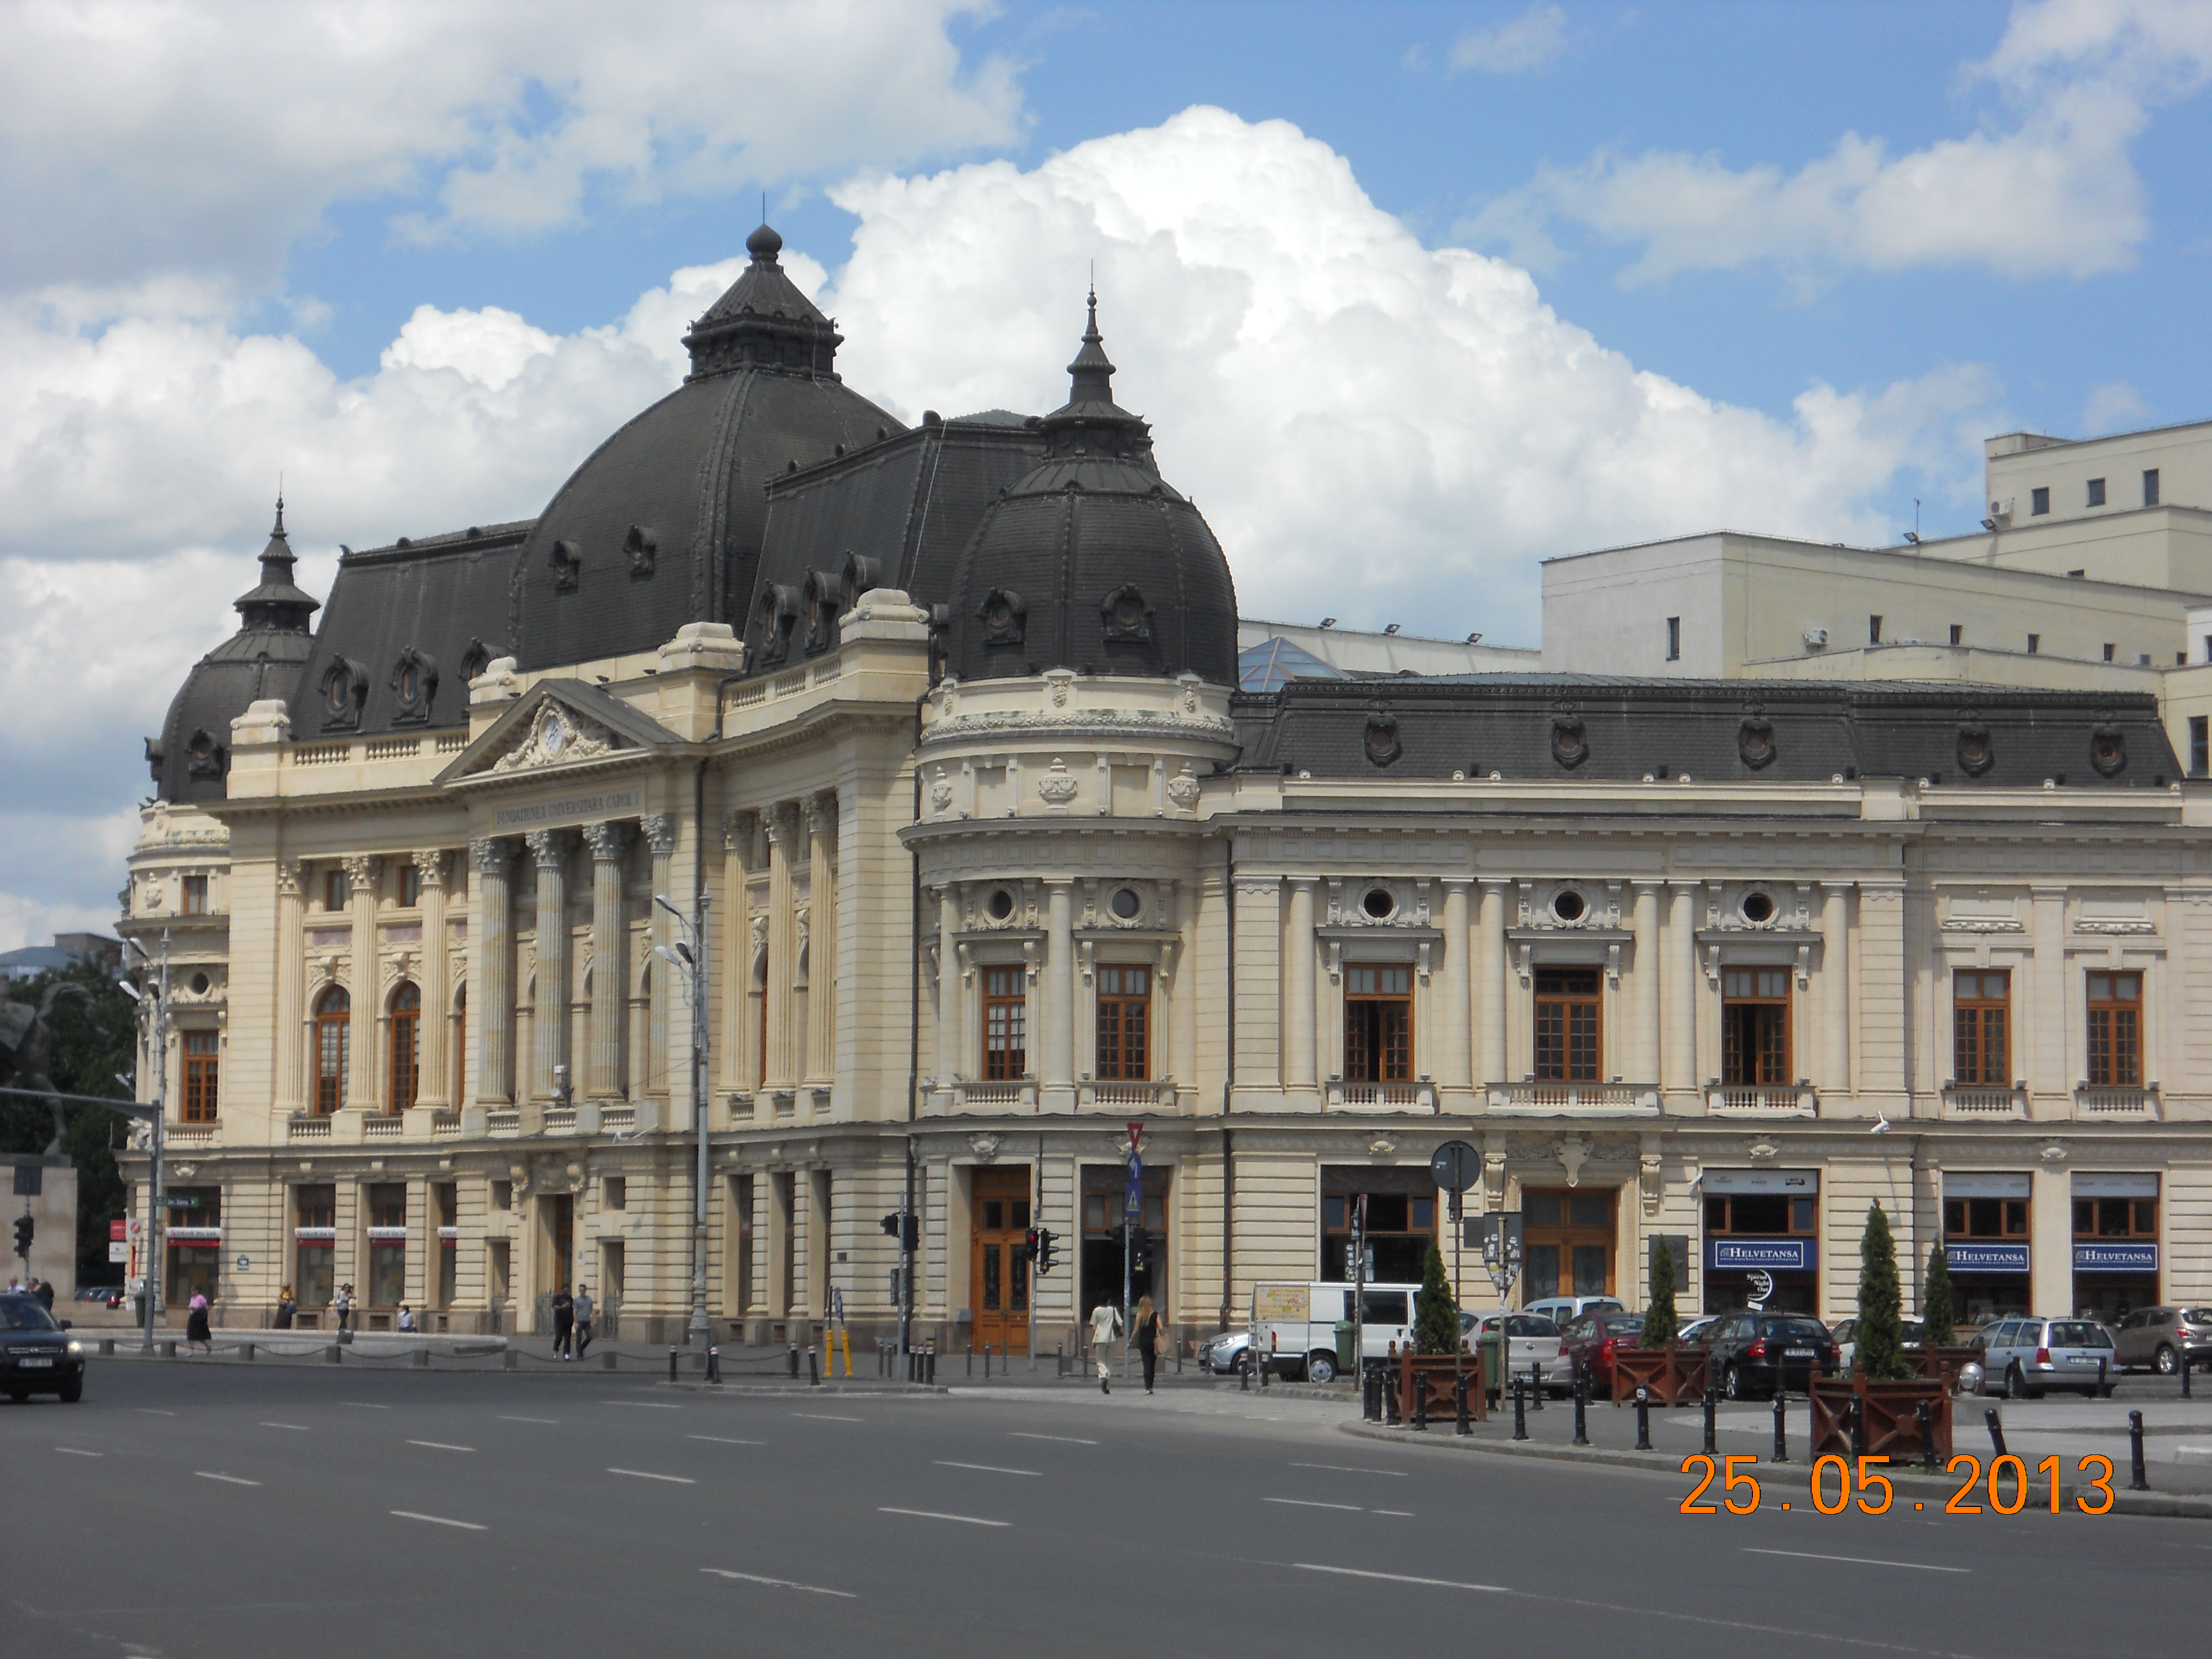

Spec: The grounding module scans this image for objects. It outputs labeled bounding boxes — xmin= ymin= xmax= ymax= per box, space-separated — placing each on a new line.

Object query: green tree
xmin=1413 ymin=1238 xmax=1457 ymax=1355
xmin=1922 ymin=1238 xmax=1957 ymax=1349
xmin=1854 ymin=1200 xmax=1912 ymax=1381
xmin=1641 ymin=1235 xmax=1678 ymax=1348
xmin=0 ymin=959 xmax=137 ymax=1283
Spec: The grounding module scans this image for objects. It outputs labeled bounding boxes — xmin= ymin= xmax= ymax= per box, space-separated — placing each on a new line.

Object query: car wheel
xmin=59 ymin=1376 xmax=82 ymax=1404
xmin=6 ymin=1390 xmax=26 ymax=1404
xmin=2155 ymin=1343 xmax=2178 ymax=1376
xmin=1723 ymin=1364 xmax=1742 ymax=1401
xmin=2005 ymin=1364 xmax=2027 ymax=1400
xmin=1308 ymin=1354 xmax=1337 ymax=1385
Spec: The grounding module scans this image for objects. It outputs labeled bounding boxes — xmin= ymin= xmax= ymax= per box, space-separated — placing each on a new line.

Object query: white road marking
xmin=1011 ymin=1432 xmax=1097 ymax=1446
xmin=195 ymin=1472 xmax=261 ymax=1486
xmin=701 ymin=1568 xmax=856 ymax=1599
xmin=608 ymin=1468 xmax=696 ymax=1484
xmin=498 ymin=1415 xmax=559 ymax=1425
xmin=1743 ymin=1548 xmax=1970 ymax=1575
xmin=134 ymin=1409 xmax=176 ymax=1417
xmin=602 ymin=1401 xmax=680 ymax=1410
xmin=260 ymin=1422 xmax=311 ymax=1431
xmin=1290 ymin=1462 xmax=1407 ymax=1477
xmin=343 ymin=1402 xmax=392 ymax=1410
xmin=879 ymin=1507 xmax=1009 ymax=1527
xmin=1266 ymin=1498 xmax=1362 ymax=1511
xmin=687 ymin=1434 xmax=766 ymax=1446
xmin=406 ymin=1440 xmax=476 ymax=1452
xmin=1296 ymin=1564 xmax=1507 ymax=1593
xmin=935 ymin=1460 xmax=1041 ymax=1477
xmin=393 ymin=1510 xmax=487 ymax=1531
xmin=793 ymin=1412 xmax=863 ymax=1422
xmin=1373 ymin=1509 xmax=1416 ymax=1517
xmin=54 ymin=1447 xmax=101 ymax=1457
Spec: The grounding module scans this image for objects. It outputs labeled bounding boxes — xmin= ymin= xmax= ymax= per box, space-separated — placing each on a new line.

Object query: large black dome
xmin=509 ymin=224 xmax=904 ymax=670
xmin=147 ymin=500 xmax=320 ymax=804
xmin=938 ymin=299 xmax=1238 ymax=685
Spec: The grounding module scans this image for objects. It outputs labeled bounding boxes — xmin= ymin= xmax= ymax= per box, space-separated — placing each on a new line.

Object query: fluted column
xmin=716 ymin=811 xmax=752 ymax=1093
xmin=343 ymin=854 xmax=380 ymax=1110
xmin=639 ymin=814 xmax=677 ymax=1099
xmin=417 ymin=850 xmax=451 ymax=1109
xmin=274 ymin=860 xmax=306 ymax=1114
xmin=1285 ymin=878 xmax=1319 ymax=1091
xmin=936 ymin=887 xmax=961 ymax=1088
xmin=526 ymin=829 xmax=572 ymax=1103
xmin=1042 ymin=878 xmax=1074 ymax=1105
xmin=583 ymin=821 xmax=630 ymax=1101
xmin=1476 ymin=879 xmax=1508 ymax=1091
xmin=471 ymin=838 xmax=515 ymax=1106
xmin=804 ymin=793 xmax=836 ymax=1086
xmin=1439 ymin=879 xmax=1472 ymax=1094
xmin=1665 ymin=881 xmax=1698 ymax=1095
xmin=763 ymin=805 xmax=799 ymax=1091
xmin=1821 ymin=882 xmax=1852 ymax=1097
xmin=1632 ymin=880 xmax=1662 ymax=1086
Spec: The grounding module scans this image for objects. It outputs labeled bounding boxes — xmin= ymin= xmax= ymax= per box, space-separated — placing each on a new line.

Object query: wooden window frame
xmin=181 ymin=874 xmax=208 ymax=916
xmin=2086 ymin=971 xmax=2143 ymax=1087
xmin=1952 ymin=969 xmax=2012 ymax=1086
xmin=2073 ymin=1196 xmax=2158 ymax=1240
xmin=1343 ymin=964 xmax=1413 ymax=1083
xmin=982 ymin=966 xmax=1027 ymax=1082
xmin=181 ymin=1030 xmax=219 ymax=1123
xmin=388 ymin=982 xmax=420 ymax=1114
xmin=1532 ymin=966 xmax=1600 ymax=1083
xmin=1944 ymin=1197 xmax=2030 ymax=1239
xmin=1720 ymin=967 xmax=1792 ymax=1086
xmin=314 ymin=986 xmax=349 ymax=1114
xmin=1094 ymin=963 xmax=1151 ymax=1082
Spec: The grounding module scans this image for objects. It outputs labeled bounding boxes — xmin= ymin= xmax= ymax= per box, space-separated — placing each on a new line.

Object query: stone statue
xmin=0 ymin=982 xmax=98 ymax=1154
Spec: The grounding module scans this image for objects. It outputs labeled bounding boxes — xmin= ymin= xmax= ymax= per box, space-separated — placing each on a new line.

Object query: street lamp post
xmin=123 ymin=932 xmax=169 ymax=1354
xmin=654 ymin=893 xmax=711 ymax=1347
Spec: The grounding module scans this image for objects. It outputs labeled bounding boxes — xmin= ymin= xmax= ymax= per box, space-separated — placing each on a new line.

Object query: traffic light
xmin=879 ymin=1212 xmax=918 ymax=1250
xmin=1035 ymin=1228 xmax=1057 ymax=1277
xmin=1129 ymin=1225 xmax=1152 ymax=1275
xmin=11 ymin=1213 xmax=31 ymax=1260
xmin=1018 ymin=1227 xmax=1040 ymax=1264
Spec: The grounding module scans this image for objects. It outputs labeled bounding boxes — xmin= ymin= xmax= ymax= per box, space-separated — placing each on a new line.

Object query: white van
xmin=1251 ymin=1281 xmax=1424 ymax=1383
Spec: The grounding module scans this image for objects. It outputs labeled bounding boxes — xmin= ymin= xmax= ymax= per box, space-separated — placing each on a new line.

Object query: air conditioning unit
xmin=1802 ymin=627 xmax=1829 ymax=649
xmin=1989 ymin=498 xmax=2014 ymax=521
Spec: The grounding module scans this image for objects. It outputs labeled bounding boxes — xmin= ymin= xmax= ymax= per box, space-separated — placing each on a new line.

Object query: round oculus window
xmin=1741 ymin=891 xmax=1776 ymax=924
xmin=327 ymin=675 xmax=349 ymax=713
xmin=1360 ymin=886 xmax=1396 ymax=921
xmin=542 ymin=712 xmax=568 ymax=756
xmin=985 ymin=599 xmax=1013 ymax=628
xmin=397 ymin=665 xmax=421 ymax=703
xmin=1552 ymin=889 xmax=1587 ymax=923
xmin=1112 ymin=595 xmax=1144 ymax=627
xmin=985 ymin=887 xmax=1016 ymax=922
xmin=190 ymin=972 xmax=210 ymax=995
xmin=1110 ymin=887 xmax=1143 ymax=920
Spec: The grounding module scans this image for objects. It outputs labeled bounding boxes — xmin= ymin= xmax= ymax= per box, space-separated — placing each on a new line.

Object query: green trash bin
xmin=1334 ymin=1321 xmax=1355 ymax=1373
xmin=1478 ymin=1326 xmax=1505 ymax=1401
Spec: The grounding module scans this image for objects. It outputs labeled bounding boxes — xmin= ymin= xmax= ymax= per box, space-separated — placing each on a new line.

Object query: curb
xmin=1338 ymin=1419 xmax=2212 ymax=1520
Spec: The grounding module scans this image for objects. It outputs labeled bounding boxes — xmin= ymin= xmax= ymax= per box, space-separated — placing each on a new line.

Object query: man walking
xmin=1089 ymin=1297 xmax=1123 ymax=1395
xmin=572 ymin=1283 xmax=594 ymax=1359
xmin=550 ymin=1282 xmax=575 ymax=1359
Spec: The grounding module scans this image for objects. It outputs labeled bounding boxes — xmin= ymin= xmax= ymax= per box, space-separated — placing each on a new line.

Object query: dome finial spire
xmin=1065 ymin=281 xmax=1116 ymax=408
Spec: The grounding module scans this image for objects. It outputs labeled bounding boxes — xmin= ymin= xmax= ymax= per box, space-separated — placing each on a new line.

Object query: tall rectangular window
xmin=366 ymin=1182 xmax=407 ymax=1308
xmin=1720 ymin=968 xmax=1791 ymax=1084
xmin=2192 ymin=716 xmax=2209 ymax=778
xmin=1532 ymin=967 xmax=1600 ymax=1082
xmin=2104 ymin=643 xmax=2117 ymax=662
xmin=982 ymin=967 xmax=1026 ymax=1081
xmin=1944 ymin=1196 xmax=2030 ymax=1238
xmin=1953 ymin=970 xmax=2011 ymax=1086
xmin=181 ymin=874 xmax=208 ymax=915
xmin=2086 ymin=972 xmax=2143 ymax=1087
xmin=1665 ymin=617 xmax=1680 ymax=661
xmin=324 ymin=868 xmax=348 ymax=911
xmin=1869 ymin=614 xmax=1883 ymax=644
xmin=294 ymin=1182 xmax=336 ymax=1309
xmin=1343 ymin=965 xmax=1413 ymax=1082
xmin=1949 ymin=624 xmax=1964 ymax=645
xmin=182 ymin=1031 xmax=220 ymax=1121
xmin=2027 ymin=633 xmax=2041 ymax=654
xmin=1094 ymin=964 xmax=1151 ymax=1081
xmin=2145 ymin=469 xmax=2162 ymax=507
xmin=397 ymin=864 xmax=421 ymax=907
xmin=2087 ymin=477 xmax=2106 ymax=507
xmin=2031 ymin=486 xmax=2051 ymax=515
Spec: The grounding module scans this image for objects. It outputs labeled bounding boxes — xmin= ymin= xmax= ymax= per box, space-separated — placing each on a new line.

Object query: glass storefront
xmin=1321 ymin=1166 xmax=1436 ymax=1285
xmin=1945 ymin=1173 xmax=2032 ymax=1323
xmin=366 ymin=1182 xmax=407 ymax=1308
xmin=294 ymin=1182 xmax=335 ymax=1309
xmin=164 ymin=1186 xmax=222 ymax=1305
xmin=2073 ymin=1173 xmax=2158 ymax=1322
xmin=1703 ymin=1169 xmax=1819 ymax=1313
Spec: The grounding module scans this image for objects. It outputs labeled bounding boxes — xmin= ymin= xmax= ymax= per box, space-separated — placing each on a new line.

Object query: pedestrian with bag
xmin=185 ymin=1288 xmax=213 ymax=1353
xmin=1089 ymin=1297 xmax=1123 ymax=1395
xmin=550 ymin=1283 xmax=575 ymax=1359
xmin=1133 ymin=1295 xmax=1164 ymax=1395
xmin=274 ymin=1284 xmax=296 ymax=1329
xmin=572 ymin=1284 xmax=594 ymax=1359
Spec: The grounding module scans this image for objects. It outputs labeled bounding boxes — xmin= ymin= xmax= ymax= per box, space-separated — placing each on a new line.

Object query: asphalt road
xmin=6 ymin=1362 xmax=2206 ymax=1659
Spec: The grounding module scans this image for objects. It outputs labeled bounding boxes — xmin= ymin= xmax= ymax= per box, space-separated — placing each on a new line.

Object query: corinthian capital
xmin=342 ymin=854 xmax=379 ymax=887
xmin=524 ymin=828 xmax=569 ymax=869
xmin=468 ymin=836 xmax=513 ymax=877
xmin=764 ymin=802 xmax=800 ymax=848
xmin=583 ymin=820 xmax=632 ymax=862
xmin=641 ymin=813 xmax=679 ymax=857
xmin=413 ymin=847 xmax=450 ymax=889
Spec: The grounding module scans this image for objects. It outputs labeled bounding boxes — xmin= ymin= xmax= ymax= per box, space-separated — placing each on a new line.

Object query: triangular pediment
xmin=437 ymin=681 xmax=685 ymax=785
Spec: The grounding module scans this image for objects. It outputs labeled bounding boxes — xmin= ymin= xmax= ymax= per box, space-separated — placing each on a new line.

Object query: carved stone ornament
xmin=929 ymin=766 xmax=954 ymax=813
xmin=1640 ymin=1152 xmax=1664 ymax=1216
xmin=968 ymin=1132 xmax=1003 ymax=1163
xmin=491 ymin=700 xmax=615 ymax=774
xmin=1956 ymin=714 xmax=1994 ymax=776
xmin=1747 ymin=1140 xmax=1780 ymax=1161
xmin=1558 ymin=1135 xmax=1590 ymax=1188
xmin=1036 ymin=758 xmax=1079 ymax=808
xmin=1363 ymin=705 xmax=1401 ymax=768
xmin=1738 ymin=716 xmax=1776 ymax=771
xmin=1100 ymin=583 xmax=1153 ymax=643
xmin=2039 ymin=1142 xmax=2069 ymax=1162
xmin=2090 ymin=721 xmax=2127 ymax=778
xmin=1367 ymin=1135 xmax=1396 ymax=1159
xmin=1551 ymin=714 xmax=1588 ymax=770
xmin=978 ymin=587 xmax=1027 ymax=648
xmin=1166 ymin=763 xmax=1201 ymax=810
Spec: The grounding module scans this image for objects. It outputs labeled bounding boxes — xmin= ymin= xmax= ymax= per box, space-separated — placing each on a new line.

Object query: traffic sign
xmin=108 ymin=1241 xmax=128 ymax=1264
xmin=1429 ymin=1139 xmax=1479 ymax=1193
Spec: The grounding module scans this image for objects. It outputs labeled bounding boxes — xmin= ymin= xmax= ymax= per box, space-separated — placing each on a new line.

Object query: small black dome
xmin=941 ymin=298 xmax=1237 ymax=685
xmin=148 ymin=499 xmax=320 ymax=804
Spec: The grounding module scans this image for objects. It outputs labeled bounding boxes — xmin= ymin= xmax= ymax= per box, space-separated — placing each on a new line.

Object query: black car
xmin=0 ymin=1293 xmax=85 ymax=1402
xmin=1705 ymin=1311 xmax=1838 ymax=1400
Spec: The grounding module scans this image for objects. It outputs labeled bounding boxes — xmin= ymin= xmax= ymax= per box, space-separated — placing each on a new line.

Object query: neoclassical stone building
xmin=121 ymin=226 xmax=2212 ymax=1348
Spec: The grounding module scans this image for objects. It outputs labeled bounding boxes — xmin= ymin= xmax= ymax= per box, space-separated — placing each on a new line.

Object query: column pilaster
xmin=1632 ymin=880 xmax=1662 ymax=1087
xmin=764 ymin=805 xmax=799 ymax=1092
xmin=1042 ymin=878 xmax=1075 ymax=1108
xmin=640 ymin=815 xmax=677 ymax=1102
xmin=1284 ymin=878 xmax=1319 ymax=1092
xmin=1440 ymin=878 xmax=1473 ymax=1097
xmin=470 ymin=838 xmax=515 ymax=1109
xmin=804 ymin=792 xmax=837 ymax=1087
xmin=416 ymin=851 xmax=451 ymax=1111
xmin=275 ymin=860 xmax=306 ymax=1115
xmin=714 ymin=811 xmax=752 ymax=1094
xmin=1476 ymin=879 xmax=1509 ymax=1093
xmin=582 ymin=821 xmax=630 ymax=1102
xmin=343 ymin=855 xmax=380 ymax=1111
xmin=1663 ymin=881 xmax=1698 ymax=1098
xmin=526 ymin=829 xmax=572 ymax=1105
xmin=1821 ymin=882 xmax=1852 ymax=1099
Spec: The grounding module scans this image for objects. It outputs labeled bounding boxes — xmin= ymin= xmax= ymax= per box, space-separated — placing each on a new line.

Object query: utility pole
xmin=654 ymin=893 xmax=712 ymax=1348
xmin=123 ymin=933 xmax=169 ymax=1354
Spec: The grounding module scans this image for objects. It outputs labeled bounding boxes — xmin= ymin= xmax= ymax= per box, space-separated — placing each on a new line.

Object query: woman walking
xmin=185 ymin=1288 xmax=213 ymax=1354
xmin=1133 ymin=1295 xmax=1163 ymax=1395
xmin=274 ymin=1285 xmax=296 ymax=1329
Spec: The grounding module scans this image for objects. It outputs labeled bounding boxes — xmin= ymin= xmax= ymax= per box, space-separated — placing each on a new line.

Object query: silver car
xmin=1461 ymin=1311 xmax=1567 ymax=1393
xmin=1197 ymin=1330 xmax=1251 ymax=1374
xmin=1978 ymin=1316 xmax=2116 ymax=1398
xmin=2110 ymin=1306 xmax=2212 ymax=1376
xmin=1830 ymin=1316 xmax=1926 ymax=1374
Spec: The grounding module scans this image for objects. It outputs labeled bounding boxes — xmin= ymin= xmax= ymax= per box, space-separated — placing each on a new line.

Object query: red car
xmin=1557 ymin=1309 xmax=1647 ymax=1393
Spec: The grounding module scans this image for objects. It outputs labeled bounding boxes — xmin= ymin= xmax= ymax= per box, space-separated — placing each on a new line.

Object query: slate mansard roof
xmin=1232 ymin=677 xmax=2183 ymax=791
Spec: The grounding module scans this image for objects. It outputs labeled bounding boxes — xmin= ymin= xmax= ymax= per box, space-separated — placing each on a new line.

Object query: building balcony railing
xmin=1941 ymin=1085 xmax=2028 ymax=1120
xmin=598 ymin=1105 xmax=635 ymax=1133
xmin=363 ymin=1113 xmax=405 ymax=1139
xmin=1707 ymin=1086 xmax=1818 ymax=1118
xmin=1328 ymin=1079 xmax=1437 ymax=1112
xmin=431 ymin=1110 xmax=462 ymax=1137
xmin=484 ymin=1109 xmax=521 ymax=1136
xmin=169 ymin=1121 xmax=217 ymax=1146
xmin=2074 ymin=1084 xmax=2159 ymax=1120
xmin=1486 ymin=1082 xmax=1658 ymax=1117
xmin=1079 ymin=1079 xmax=1179 ymax=1111
xmin=937 ymin=1078 xmax=1039 ymax=1113
xmin=542 ymin=1107 xmax=577 ymax=1134
xmin=286 ymin=1115 xmax=332 ymax=1142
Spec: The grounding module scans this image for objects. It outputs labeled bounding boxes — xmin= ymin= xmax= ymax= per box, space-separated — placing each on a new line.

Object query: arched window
xmin=451 ymin=984 xmax=467 ymax=1108
xmin=314 ymin=986 xmax=350 ymax=1114
xmin=389 ymin=982 xmax=420 ymax=1113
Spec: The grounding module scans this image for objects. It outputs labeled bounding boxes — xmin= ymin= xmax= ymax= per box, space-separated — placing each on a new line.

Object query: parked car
xmin=1705 ymin=1311 xmax=1839 ymax=1399
xmin=1247 ymin=1280 xmax=1425 ymax=1382
xmin=1676 ymin=1315 xmax=1720 ymax=1346
xmin=1830 ymin=1316 xmax=1927 ymax=1373
xmin=71 ymin=1286 xmax=113 ymax=1303
xmin=1197 ymin=1329 xmax=1251 ymax=1375
xmin=1557 ymin=1308 xmax=1649 ymax=1394
xmin=1461 ymin=1311 xmax=1566 ymax=1391
xmin=1526 ymin=1295 xmax=1625 ymax=1325
xmin=1978 ymin=1316 xmax=2116 ymax=1398
xmin=2110 ymin=1306 xmax=2212 ymax=1376
xmin=0 ymin=1293 xmax=85 ymax=1402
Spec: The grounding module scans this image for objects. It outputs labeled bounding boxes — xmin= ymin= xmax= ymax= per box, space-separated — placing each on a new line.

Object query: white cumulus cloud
xmin=1449 ymin=4 xmax=1573 ymax=75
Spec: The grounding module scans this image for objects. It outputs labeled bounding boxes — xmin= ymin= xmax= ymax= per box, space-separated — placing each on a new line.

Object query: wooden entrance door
xmin=537 ymin=1193 xmax=573 ymax=1332
xmin=1521 ymin=1188 xmax=1615 ymax=1303
xmin=970 ymin=1166 xmax=1032 ymax=1356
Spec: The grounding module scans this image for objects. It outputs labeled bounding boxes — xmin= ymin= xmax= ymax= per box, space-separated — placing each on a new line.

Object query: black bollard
xmin=1917 ymin=1399 xmax=1937 ymax=1471
xmin=1455 ymin=1370 xmax=1471 ymax=1436
xmin=2183 ymin=1350 xmax=2193 ymax=1399
xmin=926 ymin=1342 xmax=936 ymax=1385
xmin=602 ymin=1349 xmax=616 ymax=1370
xmin=1057 ymin=1342 xmax=1065 ymax=1379
xmin=966 ymin=1343 xmax=973 ymax=1379
xmin=1241 ymin=1352 xmax=1253 ymax=1392
xmin=1772 ymin=1387 xmax=1789 ymax=1463
xmin=1413 ymin=1375 xmax=1429 ymax=1432
xmin=330 ymin=1343 xmax=345 ymax=1365
xmin=500 ymin=1347 xmax=514 ymax=1371
xmin=1703 ymin=1387 xmax=1718 ymax=1456
xmin=1572 ymin=1372 xmax=1590 ymax=1447
xmin=2099 ymin=1354 xmax=2110 ymax=1398
xmin=240 ymin=1342 xmax=255 ymax=1362
xmin=788 ymin=1342 xmax=799 ymax=1378
xmin=1984 ymin=1406 xmax=2006 ymax=1457
xmin=1850 ymin=1395 xmax=1867 ymax=1459
xmin=1384 ymin=1372 xmax=1402 ymax=1426
xmin=1635 ymin=1384 xmax=1652 ymax=1451
xmin=985 ymin=1342 xmax=992 ymax=1380
xmin=1512 ymin=1374 xmax=1528 ymax=1441
xmin=807 ymin=1344 xmax=820 ymax=1386
xmin=1531 ymin=1361 xmax=1544 ymax=1410
xmin=707 ymin=1345 xmax=722 ymax=1385
xmin=669 ymin=1345 xmax=679 ymax=1383
xmin=2130 ymin=1410 xmax=2150 ymax=1491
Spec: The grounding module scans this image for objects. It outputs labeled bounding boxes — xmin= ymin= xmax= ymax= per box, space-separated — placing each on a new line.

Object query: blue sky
xmin=4 ymin=0 xmax=2210 ymax=945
